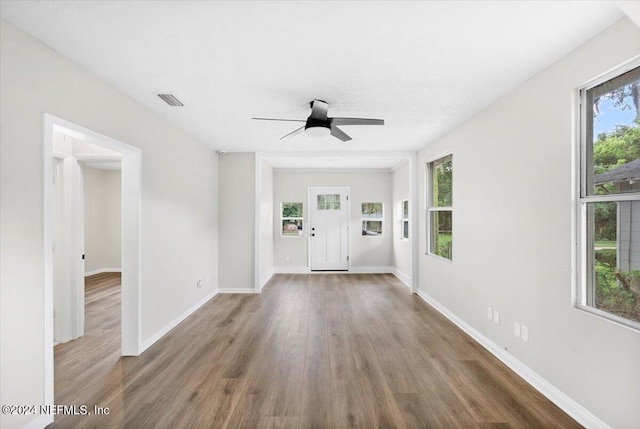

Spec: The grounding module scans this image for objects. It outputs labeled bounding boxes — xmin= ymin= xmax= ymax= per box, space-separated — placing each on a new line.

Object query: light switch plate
xmin=521 ymin=325 xmax=529 ymax=342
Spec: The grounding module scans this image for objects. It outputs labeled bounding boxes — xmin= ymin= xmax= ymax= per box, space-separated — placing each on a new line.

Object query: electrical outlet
xmin=196 ymin=279 xmax=203 ymax=288
xmin=487 ymin=307 xmax=493 ymax=320
xmin=514 ymin=322 xmax=521 ymax=338
xmin=521 ymin=325 xmax=529 ymax=342
xmin=493 ymin=309 xmax=500 ymax=324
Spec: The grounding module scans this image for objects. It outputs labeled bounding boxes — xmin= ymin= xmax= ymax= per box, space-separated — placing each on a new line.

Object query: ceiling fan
xmin=252 ymin=99 xmax=384 ymax=142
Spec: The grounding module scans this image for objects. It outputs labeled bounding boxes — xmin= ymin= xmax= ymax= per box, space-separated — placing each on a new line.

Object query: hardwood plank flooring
xmin=50 ymin=273 xmax=582 ymax=428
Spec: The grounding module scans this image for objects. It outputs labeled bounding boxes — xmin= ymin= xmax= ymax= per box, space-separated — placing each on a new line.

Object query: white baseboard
xmin=21 ymin=414 xmax=52 ymax=429
xmin=261 ymin=268 xmax=275 ymax=291
xmin=84 ymin=267 xmax=121 ymax=277
xmin=415 ymin=289 xmax=611 ymax=429
xmin=274 ymin=266 xmax=395 ymax=274
xmin=348 ymin=266 xmax=394 ymax=274
xmin=274 ymin=266 xmax=310 ymax=274
xmin=139 ymin=289 xmax=218 ymax=353
xmin=218 ymin=288 xmax=256 ymax=293
xmin=392 ymin=268 xmax=411 ymax=287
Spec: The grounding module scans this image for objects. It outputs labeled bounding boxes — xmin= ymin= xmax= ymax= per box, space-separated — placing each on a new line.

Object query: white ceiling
xmin=0 ymin=1 xmax=625 ymax=154
xmin=264 ymin=155 xmax=408 ymax=171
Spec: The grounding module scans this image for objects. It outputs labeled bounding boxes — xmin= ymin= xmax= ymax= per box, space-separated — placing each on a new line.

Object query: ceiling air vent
xmin=156 ymin=93 xmax=184 ymax=107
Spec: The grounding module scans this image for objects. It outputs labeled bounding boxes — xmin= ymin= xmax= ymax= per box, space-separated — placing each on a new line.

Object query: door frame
xmin=307 ymin=186 xmax=351 ymax=271
xmin=43 ymin=114 xmax=142 ymax=412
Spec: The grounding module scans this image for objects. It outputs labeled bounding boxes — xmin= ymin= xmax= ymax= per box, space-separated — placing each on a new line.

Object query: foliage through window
xmin=427 ymin=155 xmax=452 ymax=259
xmin=579 ymin=65 xmax=640 ymax=328
xmin=401 ymin=200 xmax=409 ymax=240
xmin=362 ymin=202 xmax=383 ymax=236
xmin=282 ymin=202 xmax=303 ymax=237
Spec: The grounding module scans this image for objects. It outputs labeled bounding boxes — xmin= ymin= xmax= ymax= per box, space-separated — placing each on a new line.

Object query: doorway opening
xmin=255 ymin=152 xmax=419 ymax=293
xmin=43 ymin=114 xmax=141 ymax=417
xmin=52 ymin=132 xmax=122 ymax=344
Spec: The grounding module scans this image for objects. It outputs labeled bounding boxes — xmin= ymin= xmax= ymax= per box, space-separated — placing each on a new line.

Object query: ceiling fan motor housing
xmin=310 ymin=99 xmax=327 ymax=108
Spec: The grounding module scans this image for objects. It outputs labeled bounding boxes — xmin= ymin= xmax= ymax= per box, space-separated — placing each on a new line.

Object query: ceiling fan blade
xmin=330 ymin=125 xmax=352 ymax=142
xmin=309 ymin=99 xmax=329 ymax=121
xmin=252 ymin=117 xmax=306 ymax=122
xmin=280 ymin=126 xmax=306 ymax=140
xmin=331 ymin=117 xmax=384 ymax=126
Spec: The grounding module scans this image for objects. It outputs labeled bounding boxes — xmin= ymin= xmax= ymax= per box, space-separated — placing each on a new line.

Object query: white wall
xmin=84 ymin=167 xmax=121 ymax=274
xmin=221 ymin=163 xmax=399 ymax=285
xmin=417 ymin=18 xmax=640 ymax=429
xmin=391 ymin=161 xmax=411 ymax=282
xmin=0 ymin=20 xmax=218 ymax=429
xmin=273 ymin=170 xmax=393 ymax=269
xmin=218 ymin=153 xmax=255 ymax=289
xmin=260 ymin=162 xmax=274 ymax=287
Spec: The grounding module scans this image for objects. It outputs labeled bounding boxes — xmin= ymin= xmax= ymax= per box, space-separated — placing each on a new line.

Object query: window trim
xmin=281 ymin=202 xmax=304 ymax=238
xmin=575 ymin=58 xmax=640 ymax=331
xmin=361 ymin=202 xmax=384 ymax=237
xmin=426 ymin=152 xmax=453 ymax=261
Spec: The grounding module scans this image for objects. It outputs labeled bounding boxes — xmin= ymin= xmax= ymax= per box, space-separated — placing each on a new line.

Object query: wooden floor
xmin=52 ymin=273 xmax=581 ymax=428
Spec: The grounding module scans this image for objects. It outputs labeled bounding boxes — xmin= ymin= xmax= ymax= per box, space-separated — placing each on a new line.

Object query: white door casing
xmin=309 ymin=187 xmax=349 ymax=271
xmin=44 ymin=114 xmax=143 ymax=426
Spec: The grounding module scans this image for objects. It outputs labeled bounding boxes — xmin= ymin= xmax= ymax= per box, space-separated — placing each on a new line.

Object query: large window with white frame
xmin=427 ymin=154 xmax=452 ymax=259
xmin=578 ymin=64 xmax=640 ymax=329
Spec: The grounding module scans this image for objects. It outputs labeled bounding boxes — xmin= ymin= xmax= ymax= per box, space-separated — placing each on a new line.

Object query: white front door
xmin=309 ymin=187 xmax=349 ymax=271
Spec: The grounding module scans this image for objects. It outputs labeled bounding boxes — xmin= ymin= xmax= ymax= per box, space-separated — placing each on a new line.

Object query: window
xmin=427 ymin=154 xmax=452 ymax=259
xmin=401 ymin=200 xmax=409 ymax=240
xmin=362 ymin=202 xmax=383 ymax=236
xmin=578 ymin=64 xmax=640 ymax=329
xmin=281 ymin=202 xmax=303 ymax=237
xmin=317 ymin=194 xmax=340 ymax=210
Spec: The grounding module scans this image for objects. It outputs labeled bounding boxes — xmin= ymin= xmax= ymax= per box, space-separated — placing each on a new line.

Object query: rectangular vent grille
xmin=156 ymin=93 xmax=184 ymax=107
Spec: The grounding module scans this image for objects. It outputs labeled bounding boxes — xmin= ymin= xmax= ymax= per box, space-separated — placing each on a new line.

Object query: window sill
xmin=574 ymin=303 xmax=640 ymax=332
xmin=425 ymin=252 xmax=452 ymax=263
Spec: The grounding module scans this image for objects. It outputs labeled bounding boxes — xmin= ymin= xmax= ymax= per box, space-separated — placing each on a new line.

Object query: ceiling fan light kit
xmin=252 ymin=99 xmax=384 ymax=142
xmin=305 ymin=122 xmax=331 ymax=138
